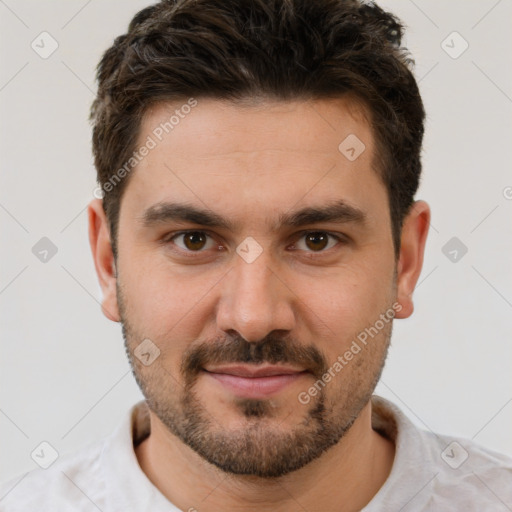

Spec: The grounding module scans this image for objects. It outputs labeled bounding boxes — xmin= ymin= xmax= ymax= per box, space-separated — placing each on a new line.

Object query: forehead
xmin=121 ymin=96 xmax=386 ymax=230
xmin=139 ymin=95 xmax=374 ymax=160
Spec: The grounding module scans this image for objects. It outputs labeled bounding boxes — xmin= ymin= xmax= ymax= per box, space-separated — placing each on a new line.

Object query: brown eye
xmin=172 ymin=231 xmax=215 ymax=252
xmin=305 ymin=232 xmax=329 ymax=251
xmin=183 ymin=232 xmax=207 ymax=250
xmin=294 ymin=232 xmax=342 ymax=253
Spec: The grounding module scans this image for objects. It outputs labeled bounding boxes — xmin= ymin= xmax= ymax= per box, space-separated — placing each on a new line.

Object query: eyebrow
xmin=140 ymin=199 xmax=367 ymax=232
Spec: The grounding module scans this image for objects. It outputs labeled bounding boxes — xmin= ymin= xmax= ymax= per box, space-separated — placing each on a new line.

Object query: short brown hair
xmin=90 ymin=0 xmax=425 ymax=260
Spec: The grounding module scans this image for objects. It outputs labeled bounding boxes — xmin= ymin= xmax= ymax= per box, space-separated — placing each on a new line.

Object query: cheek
xmin=119 ymin=258 xmax=221 ymax=348
xmin=296 ymin=266 xmax=390 ymax=333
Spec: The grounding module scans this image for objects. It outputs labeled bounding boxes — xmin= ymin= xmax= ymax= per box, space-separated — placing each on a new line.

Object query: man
xmin=1 ymin=0 xmax=511 ymax=510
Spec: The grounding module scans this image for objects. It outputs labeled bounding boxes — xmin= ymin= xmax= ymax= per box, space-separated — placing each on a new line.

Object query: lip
xmin=202 ymin=365 xmax=310 ymax=399
xmin=203 ymin=364 xmax=306 ymax=378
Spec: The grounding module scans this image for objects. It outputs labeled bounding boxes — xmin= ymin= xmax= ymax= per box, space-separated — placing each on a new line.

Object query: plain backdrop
xmin=1 ymin=0 xmax=511 ymax=483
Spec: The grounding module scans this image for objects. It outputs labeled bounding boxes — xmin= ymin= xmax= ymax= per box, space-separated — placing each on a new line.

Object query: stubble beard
xmin=118 ymin=282 xmax=392 ymax=478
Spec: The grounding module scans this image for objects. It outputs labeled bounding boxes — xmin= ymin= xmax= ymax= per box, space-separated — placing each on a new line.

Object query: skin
xmin=88 ymin=96 xmax=430 ymax=511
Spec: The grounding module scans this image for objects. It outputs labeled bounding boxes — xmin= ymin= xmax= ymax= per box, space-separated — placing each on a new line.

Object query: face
xmin=91 ymin=97 xmax=424 ymax=478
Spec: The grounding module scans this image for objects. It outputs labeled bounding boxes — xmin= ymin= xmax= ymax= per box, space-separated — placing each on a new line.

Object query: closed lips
xmin=202 ymin=365 xmax=308 ymax=378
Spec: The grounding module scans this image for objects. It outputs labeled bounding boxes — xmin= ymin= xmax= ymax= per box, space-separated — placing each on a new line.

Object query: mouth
xmin=201 ymin=364 xmax=310 ymax=399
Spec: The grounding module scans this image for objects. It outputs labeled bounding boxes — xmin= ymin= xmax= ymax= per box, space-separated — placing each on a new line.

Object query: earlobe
xmin=394 ymin=200 xmax=431 ymax=319
xmin=88 ymin=199 xmax=121 ymax=322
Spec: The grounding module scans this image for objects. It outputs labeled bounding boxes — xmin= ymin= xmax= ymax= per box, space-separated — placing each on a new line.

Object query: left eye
xmin=293 ymin=232 xmax=342 ymax=252
xmin=171 ymin=231 xmax=217 ymax=252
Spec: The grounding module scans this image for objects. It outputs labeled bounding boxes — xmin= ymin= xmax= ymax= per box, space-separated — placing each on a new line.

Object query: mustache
xmin=181 ymin=333 xmax=328 ymax=382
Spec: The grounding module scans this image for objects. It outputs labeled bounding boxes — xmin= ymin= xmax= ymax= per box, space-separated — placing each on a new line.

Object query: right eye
xmin=166 ymin=231 xmax=220 ymax=254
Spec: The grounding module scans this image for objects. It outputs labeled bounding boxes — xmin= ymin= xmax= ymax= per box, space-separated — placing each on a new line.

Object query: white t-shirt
xmin=1 ymin=395 xmax=511 ymax=511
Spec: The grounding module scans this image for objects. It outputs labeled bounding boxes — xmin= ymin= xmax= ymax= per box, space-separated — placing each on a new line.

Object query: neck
xmin=135 ymin=400 xmax=395 ymax=511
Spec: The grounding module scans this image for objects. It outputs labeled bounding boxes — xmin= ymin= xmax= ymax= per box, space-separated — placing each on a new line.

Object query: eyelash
xmin=163 ymin=230 xmax=347 ymax=256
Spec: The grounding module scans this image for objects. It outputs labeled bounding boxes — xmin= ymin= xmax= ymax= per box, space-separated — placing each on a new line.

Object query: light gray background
xmin=1 ymin=0 xmax=511 ymax=484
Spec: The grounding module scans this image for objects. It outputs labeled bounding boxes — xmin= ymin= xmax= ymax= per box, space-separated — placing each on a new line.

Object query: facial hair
xmin=118 ymin=281 xmax=393 ymax=478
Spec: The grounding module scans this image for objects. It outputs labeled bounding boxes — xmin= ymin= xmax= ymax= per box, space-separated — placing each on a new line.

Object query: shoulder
xmin=370 ymin=396 xmax=512 ymax=510
xmin=423 ymin=430 xmax=512 ymax=507
xmin=0 ymin=402 xmax=150 ymax=512
xmin=0 ymin=437 xmax=107 ymax=511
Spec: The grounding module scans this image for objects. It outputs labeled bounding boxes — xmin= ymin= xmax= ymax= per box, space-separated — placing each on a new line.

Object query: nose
xmin=215 ymin=247 xmax=296 ymax=343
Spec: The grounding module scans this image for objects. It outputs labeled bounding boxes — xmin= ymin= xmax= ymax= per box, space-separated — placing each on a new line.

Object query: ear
xmin=394 ymin=200 xmax=431 ymax=319
xmin=88 ymin=198 xmax=120 ymax=322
